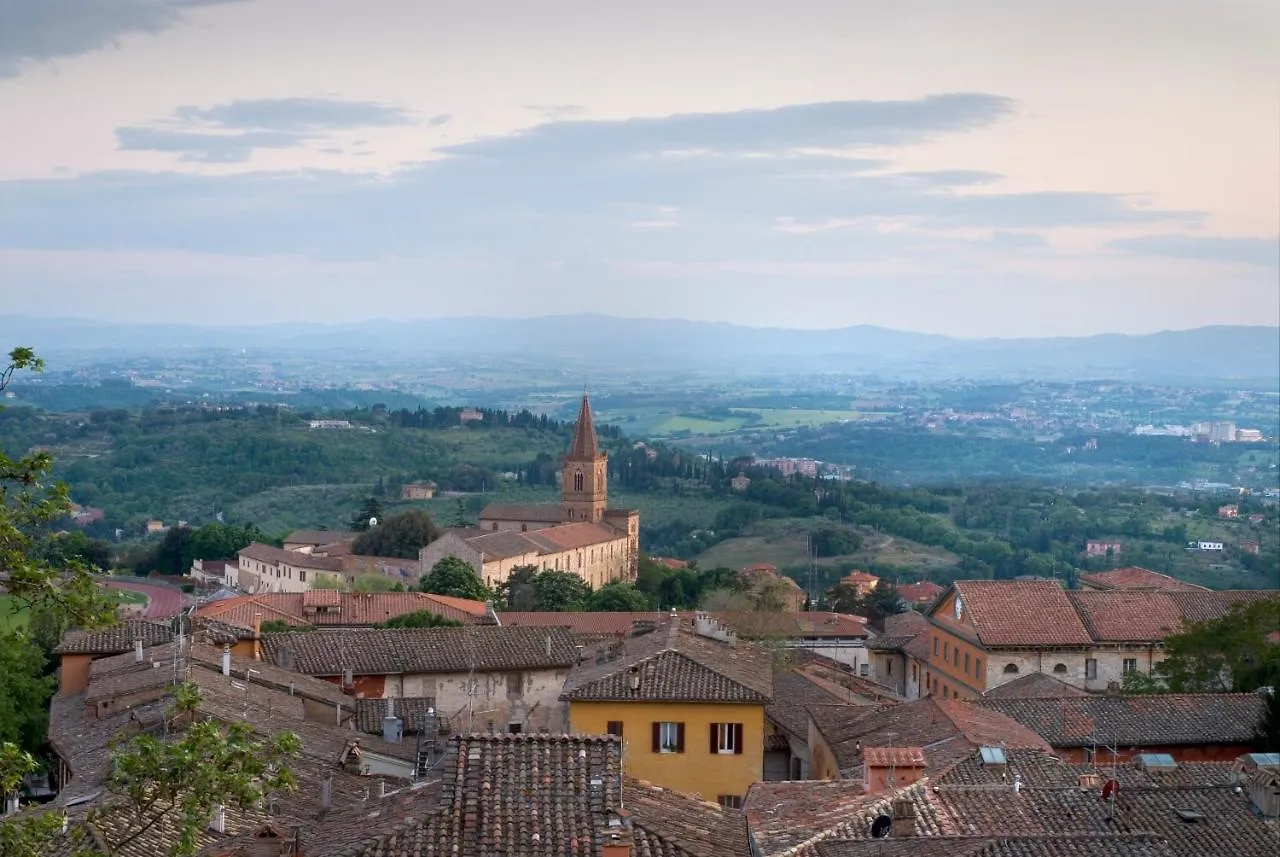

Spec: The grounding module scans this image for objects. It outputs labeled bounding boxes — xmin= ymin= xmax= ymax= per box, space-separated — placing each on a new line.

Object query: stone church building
xmin=418 ymin=395 xmax=640 ymax=589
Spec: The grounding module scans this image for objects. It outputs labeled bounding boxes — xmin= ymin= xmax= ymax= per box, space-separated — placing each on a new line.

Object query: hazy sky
xmin=1 ymin=0 xmax=1277 ymax=336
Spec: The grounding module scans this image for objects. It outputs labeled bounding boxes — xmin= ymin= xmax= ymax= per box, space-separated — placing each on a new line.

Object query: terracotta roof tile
xmin=980 ymin=672 xmax=1089 ymax=699
xmin=946 ymin=581 xmax=1093 ymax=647
xmin=1080 ymin=567 xmax=1209 ymax=592
xmin=195 ymin=591 xmax=486 ymax=629
xmin=895 ymin=581 xmax=946 ymax=604
xmin=238 ymin=542 xmax=345 ymax=571
xmin=355 ymin=697 xmax=438 ymax=734
xmin=766 ymin=671 xmax=851 ymax=738
xmin=260 ymin=625 xmax=579 ymax=676
xmin=561 ymin=621 xmax=774 ymax=704
xmin=743 ymin=780 xmax=870 ymax=857
xmin=303 ymin=588 xmax=341 ymax=608
xmin=1066 ymin=590 xmax=1186 ymax=642
xmin=346 ymin=735 xmax=747 ymax=857
xmin=861 ymin=747 xmax=927 ymax=767
xmin=54 ymin=619 xmax=174 ymax=654
xmin=974 ymin=693 xmax=1266 ymax=747
xmin=284 ymin=529 xmax=358 ymax=546
xmin=1166 ymin=590 xmax=1279 ymax=623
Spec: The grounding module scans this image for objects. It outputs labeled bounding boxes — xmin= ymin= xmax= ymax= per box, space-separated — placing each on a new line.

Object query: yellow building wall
xmin=569 ymin=701 xmax=764 ymax=802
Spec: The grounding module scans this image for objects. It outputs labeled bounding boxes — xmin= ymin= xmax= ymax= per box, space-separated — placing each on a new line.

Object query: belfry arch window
xmin=574 ymin=471 xmax=584 ymax=491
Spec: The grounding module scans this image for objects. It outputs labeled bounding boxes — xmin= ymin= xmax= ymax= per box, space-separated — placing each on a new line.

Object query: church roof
xmin=567 ymin=393 xmax=602 ymax=460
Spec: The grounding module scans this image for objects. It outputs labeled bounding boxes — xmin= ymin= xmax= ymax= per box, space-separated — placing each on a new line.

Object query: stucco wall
xmin=569 ymin=700 xmax=765 ymax=802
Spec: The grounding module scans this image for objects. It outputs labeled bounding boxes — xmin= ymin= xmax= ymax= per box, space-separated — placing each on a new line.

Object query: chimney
xmin=134 ymin=639 xmax=144 ymax=663
xmin=483 ymin=601 xmax=501 ymax=626
xmin=320 ymin=776 xmax=332 ymax=813
xmin=4 ymin=794 xmax=19 ymax=816
xmin=890 ymin=797 xmax=915 ymax=838
xmin=210 ymin=804 xmax=226 ymax=834
xmin=546 ymin=634 xmax=552 ymax=657
xmin=601 ymin=809 xmax=633 ymax=857
xmin=222 ymin=644 xmax=232 ymax=677
xmin=383 ymin=714 xmax=403 ymax=743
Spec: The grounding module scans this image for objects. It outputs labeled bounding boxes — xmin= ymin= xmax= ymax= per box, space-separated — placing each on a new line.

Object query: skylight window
xmin=1135 ymin=753 xmax=1177 ymax=771
xmin=979 ymin=746 xmax=1006 ymax=766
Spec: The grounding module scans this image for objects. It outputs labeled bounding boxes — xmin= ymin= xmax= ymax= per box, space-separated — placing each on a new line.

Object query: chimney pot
xmin=222 ymin=644 xmax=232 ymax=677
xmin=134 ymin=639 xmax=145 ymax=663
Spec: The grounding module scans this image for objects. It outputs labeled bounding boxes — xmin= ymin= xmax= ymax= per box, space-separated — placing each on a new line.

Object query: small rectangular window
xmin=934 ymin=638 xmax=939 ymax=656
xmin=299 ymin=570 xmax=306 ymax=583
xmin=1085 ymin=659 xmax=1098 ymax=680
xmin=717 ymin=795 xmax=743 ymax=809
xmin=710 ymin=723 xmax=744 ymax=755
xmin=886 ymin=660 xmax=893 ymax=677
xmin=859 ymin=663 xmax=870 ymax=677
xmin=964 ymin=653 xmax=970 ymax=673
xmin=943 ymin=642 xmax=950 ymax=661
xmin=653 ymin=721 xmax=684 ymax=754
xmin=607 ymin=721 xmax=624 ymax=738
xmin=507 ymin=723 xmax=522 ymax=734
xmin=1123 ymin=658 xmax=1138 ymax=674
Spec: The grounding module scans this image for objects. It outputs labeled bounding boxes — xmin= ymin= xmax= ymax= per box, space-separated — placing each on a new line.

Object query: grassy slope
xmin=696 ymin=516 xmax=958 ymax=573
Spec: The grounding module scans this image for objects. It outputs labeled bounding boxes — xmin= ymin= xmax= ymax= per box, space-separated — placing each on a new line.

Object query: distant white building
xmin=1188 ymin=541 xmax=1225 ymax=552
xmin=309 ymin=419 xmax=353 ymax=430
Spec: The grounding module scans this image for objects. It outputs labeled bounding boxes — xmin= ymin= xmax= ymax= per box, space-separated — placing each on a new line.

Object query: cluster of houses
xmin=20 ymin=571 xmax=1279 ymax=857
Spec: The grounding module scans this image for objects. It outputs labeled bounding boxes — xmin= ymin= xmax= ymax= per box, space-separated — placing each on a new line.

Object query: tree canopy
xmin=1124 ymin=596 xmax=1280 ymax=694
xmin=352 ymin=509 xmax=440 ymax=559
xmin=419 ymin=556 xmax=489 ymax=601
xmin=379 ymin=610 xmax=463 ymax=629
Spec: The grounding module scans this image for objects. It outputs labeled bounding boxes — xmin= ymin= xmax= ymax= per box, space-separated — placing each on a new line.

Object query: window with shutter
xmin=655 ymin=722 xmax=682 ymax=753
xmin=711 ymin=723 xmax=743 ymax=754
xmin=607 ymin=721 xmax=623 ymax=738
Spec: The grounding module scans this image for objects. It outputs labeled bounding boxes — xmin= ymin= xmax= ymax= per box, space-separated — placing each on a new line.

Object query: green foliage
xmin=310 ymin=573 xmax=346 ymax=590
xmin=350 ymin=496 xmax=385 ymax=532
xmin=1257 ymin=690 xmax=1280 ymax=753
xmin=585 ymin=582 xmax=653 ymax=612
xmin=633 ymin=554 xmax=739 ymax=610
xmin=0 ymin=631 xmax=55 ymax=757
xmin=420 ymin=556 xmax=489 ymax=601
xmin=378 ymin=610 xmax=462 ymax=629
xmin=352 ymin=572 xmax=403 ymax=592
xmin=134 ymin=522 xmax=262 ymax=575
xmin=1125 ymin=596 xmax=1280 ymax=693
xmin=530 ymin=570 xmax=592 ymax=612
xmin=99 ymin=683 xmax=301 ymax=857
xmin=0 ymin=742 xmax=66 ymax=857
xmin=0 ymin=348 xmax=117 ymax=629
xmin=810 ymin=526 xmax=863 ymax=557
xmin=260 ymin=619 xmax=305 ymax=633
xmin=352 ymin=509 xmax=440 ymax=559
xmin=38 ymin=530 xmax=111 ymax=572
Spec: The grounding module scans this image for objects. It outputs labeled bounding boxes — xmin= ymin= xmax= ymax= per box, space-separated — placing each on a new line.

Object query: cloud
xmin=0 ymin=0 xmax=248 ymax=78
xmin=114 ymin=127 xmax=310 ymax=163
xmin=116 ymin=97 xmax=418 ymax=161
xmin=2 ymin=94 xmax=1205 ymax=263
xmin=426 ymin=114 xmax=452 ymax=128
xmin=172 ymin=97 xmax=417 ymax=131
xmin=450 ymin=93 xmax=1015 ymax=163
xmin=1108 ymin=234 xmax=1279 ymax=268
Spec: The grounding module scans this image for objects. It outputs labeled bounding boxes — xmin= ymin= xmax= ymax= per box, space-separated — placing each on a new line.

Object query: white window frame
xmin=715 ymin=723 xmax=737 ymax=755
xmin=1122 ymin=658 xmax=1139 ymax=675
xmin=658 ymin=722 xmax=680 ymax=754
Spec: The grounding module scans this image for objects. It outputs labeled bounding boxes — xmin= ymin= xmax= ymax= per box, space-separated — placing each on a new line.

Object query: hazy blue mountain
xmin=3 ymin=314 xmax=1276 ymax=385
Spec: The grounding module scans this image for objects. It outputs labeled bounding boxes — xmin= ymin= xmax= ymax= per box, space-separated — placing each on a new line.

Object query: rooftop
xmin=55 ymin=619 xmax=175 ymax=655
xmin=194 ymin=591 xmax=487 ymax=629
xmin=284 ymin=529 xmax=358 ymax=547
xmin=945 ymin=581 xmax=1094 ymax=648
xmin=974 ymin=693 xmax=1267 ymax=748
xmin=1066 ymin=590 xmax=1186 ymax=642
xmin=1079 ymin=567 xmax=1209 ymax=592
xmin=260 ymin=625 xmax=580 ymax=676
xmin=561 ymin=619 xmax=774 ymax=704
xmin=980 ymin=672 xmax=1089 ymax=700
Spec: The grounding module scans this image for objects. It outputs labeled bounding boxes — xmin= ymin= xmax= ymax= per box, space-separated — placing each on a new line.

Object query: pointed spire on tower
xmin=567 ymin=392 xmax=600 ymax=460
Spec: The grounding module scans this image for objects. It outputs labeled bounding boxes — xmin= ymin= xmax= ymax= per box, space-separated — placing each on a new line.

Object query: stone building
xmin=420 ymin=393 xmax=640 ymax=589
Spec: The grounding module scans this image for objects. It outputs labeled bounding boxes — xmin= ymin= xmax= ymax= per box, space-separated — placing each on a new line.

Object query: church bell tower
xmin=562 ymin=393 xmax=607 ymax=523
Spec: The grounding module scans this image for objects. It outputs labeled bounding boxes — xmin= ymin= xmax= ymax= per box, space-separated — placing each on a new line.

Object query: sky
xmin=0 ymin=0 xmax=1277 ymax=337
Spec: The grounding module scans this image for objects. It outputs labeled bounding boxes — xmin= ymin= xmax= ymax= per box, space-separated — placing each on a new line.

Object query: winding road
xmin=101 ymin=579 xmax=187 ymax=619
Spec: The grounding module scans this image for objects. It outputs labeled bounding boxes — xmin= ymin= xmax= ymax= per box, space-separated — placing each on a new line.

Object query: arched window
xmin=574 ymin=471 xmax=584 ymax=492
xmin=1003 ymin=663 xmax=1020 ymax=674
xmin=1053 ymin=663 xmax=1068 ymax=675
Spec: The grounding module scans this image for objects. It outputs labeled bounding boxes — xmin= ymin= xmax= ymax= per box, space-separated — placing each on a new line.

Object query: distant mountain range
xmin=3 ymin=315 xmax=1277 ymax=386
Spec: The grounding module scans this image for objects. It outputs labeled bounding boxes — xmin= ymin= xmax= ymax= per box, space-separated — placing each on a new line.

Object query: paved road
xmin=102 ymin=579 xmax=186 ymax=619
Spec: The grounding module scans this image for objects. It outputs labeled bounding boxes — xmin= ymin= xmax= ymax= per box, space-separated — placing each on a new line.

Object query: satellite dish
xmin=870 ymin=815 xmax=892 ymax=838
xmin=369 ymin=517 xmax=378 ymax=527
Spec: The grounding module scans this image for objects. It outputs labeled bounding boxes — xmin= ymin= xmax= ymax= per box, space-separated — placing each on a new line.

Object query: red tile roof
xmin=981 ymin=672 xmax=1089 ymax=699
xmin=896 ymin=581 xmax=945 ymax=604
xmin=302 ymin=588 xmax=341 ymax=608
xmin=842 ymin=571 xmax=879 ymax=584
xmin=861 ymin=747 xmax=927 ymax=767
xmin=946 ymin=580 xmax=1094 ymax=647
xmin=1066 ymin=590 xmax=1186 ymax=642
xmin=1079 ymin=567 xmax=1209 ymax=592
xmin=194 ymin=591 xmax=487 ymax=629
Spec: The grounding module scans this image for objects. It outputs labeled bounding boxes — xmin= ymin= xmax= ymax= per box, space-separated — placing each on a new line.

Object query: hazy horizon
xmin=2 ymin=1 xmax=1277 ymax=336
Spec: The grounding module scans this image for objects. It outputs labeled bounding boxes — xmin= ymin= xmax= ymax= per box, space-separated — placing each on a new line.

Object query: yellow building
xmin=560 ymin=614 xmax=774 ymax=808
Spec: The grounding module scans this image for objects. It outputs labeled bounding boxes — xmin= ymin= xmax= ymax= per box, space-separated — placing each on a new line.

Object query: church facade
xmin=418 ymin=395 xmax=640 ymax=590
